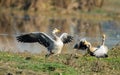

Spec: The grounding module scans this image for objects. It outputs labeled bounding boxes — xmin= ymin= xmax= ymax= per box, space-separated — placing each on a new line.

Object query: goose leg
xmin=45 ymin=50 xmax=54 ymax=57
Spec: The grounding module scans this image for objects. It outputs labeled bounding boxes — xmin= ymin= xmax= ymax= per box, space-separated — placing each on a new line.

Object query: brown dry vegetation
xmin=0 ymin=0 xmax=106 ymax=34
xmin=0 ymin=0 xmax=109 ymax=49
xmin=0 ymin=0 xmax=120 ymax=51
xmin=0 ymin=0 xmax=119 ymax=36
xmin=0 ymin=45 xmax=120 ymax=75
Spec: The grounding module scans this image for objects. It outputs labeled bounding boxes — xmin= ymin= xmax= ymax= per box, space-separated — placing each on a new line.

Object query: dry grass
xmin=0 ymin=46 xmax=120 ymax=75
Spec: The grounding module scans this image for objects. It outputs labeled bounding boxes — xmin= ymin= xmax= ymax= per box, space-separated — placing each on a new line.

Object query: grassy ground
xmin=0 ymin=46 xmax=120 ymax=75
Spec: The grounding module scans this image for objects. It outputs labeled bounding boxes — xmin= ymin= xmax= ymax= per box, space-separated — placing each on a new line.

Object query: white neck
xmin=101 ymin=37 xmax=105 ymax=46
xmin=88 ymin=44 xmax=97 ymax=52
xmin=52 ymin=31 xmax=59 ymax=41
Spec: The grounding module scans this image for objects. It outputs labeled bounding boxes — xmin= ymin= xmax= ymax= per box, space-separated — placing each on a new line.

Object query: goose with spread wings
xmin=16 ymin=28 xmax=73 ymax=56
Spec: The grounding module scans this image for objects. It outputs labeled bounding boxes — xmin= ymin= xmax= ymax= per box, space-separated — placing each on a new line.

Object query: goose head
xmin=53 ymin=28 xmax=60 ymax=34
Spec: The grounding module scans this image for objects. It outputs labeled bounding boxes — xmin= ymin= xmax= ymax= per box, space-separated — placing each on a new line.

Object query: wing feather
xmin=60 ymin=33 xmax=73 ymax=44
xmin=73 ymin=39 xmax=88 ymax=50
xmin=16 ymin=32 xmax=54 ymax=47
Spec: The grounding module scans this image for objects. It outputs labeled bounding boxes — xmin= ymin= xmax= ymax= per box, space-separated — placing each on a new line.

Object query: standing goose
xmin=84 ymin=34 xmax=108 ymax=58
xmin=16 ymin=28 xmax=73 ymax=56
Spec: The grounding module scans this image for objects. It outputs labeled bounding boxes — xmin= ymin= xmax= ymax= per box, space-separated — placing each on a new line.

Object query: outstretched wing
xmin=73 ymin=38 xmax=88 ymax=50
xmin=16 ymin=32 xmax=54 ymax=47
xmin=60 ymin=33 xmax=73 ymax=44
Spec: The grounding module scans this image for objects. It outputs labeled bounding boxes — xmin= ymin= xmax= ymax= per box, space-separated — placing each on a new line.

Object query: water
xmin=0 ymin=16 xmax=120 ymax=53
xmin=0 ymin=33 xmax=119 ymax=53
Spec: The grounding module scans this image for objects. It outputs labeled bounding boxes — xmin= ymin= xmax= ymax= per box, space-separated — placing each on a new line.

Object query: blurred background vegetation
xmin=0 ymin=0 xmax=120 ymax=51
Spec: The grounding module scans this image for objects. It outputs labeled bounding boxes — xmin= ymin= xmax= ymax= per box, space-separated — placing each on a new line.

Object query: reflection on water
xmin=0 ymin=34 xmax=119 ymax=53
xmin=0 ymin=19 xmax=120 ymax=53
